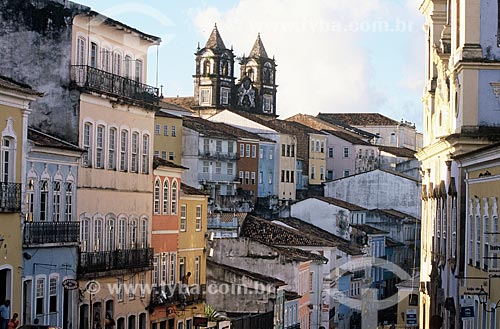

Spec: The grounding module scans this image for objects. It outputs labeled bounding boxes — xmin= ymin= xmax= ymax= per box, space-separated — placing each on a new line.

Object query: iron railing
xmin=0 ymin=182 xmax=22 ymax=212
xmin=149 ymin=284 xmax=206 ymax=308
xmin=198 ymin=151 xmax=238 ymax=160
xmin=71 ymin=65 xmax=159 ymax=105
xmin=78 ymin=248 xmax=153 ymax=276
xmin=24 ymin=221 xmax=79 ymax=245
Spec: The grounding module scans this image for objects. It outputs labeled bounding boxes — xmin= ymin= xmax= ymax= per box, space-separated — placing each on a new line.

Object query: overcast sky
xmin=78 ymin=0 xmax=425 ymax=130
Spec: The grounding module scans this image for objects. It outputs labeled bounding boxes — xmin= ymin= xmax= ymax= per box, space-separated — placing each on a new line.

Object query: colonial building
xmin=417 ymin=0 xmax=500 ymax=327
xmin=154 ymin=109 xmax=184 ymax=165
xmin=0 ymin=76 xmax=39 ymax=324
xmin=22 ymin=128 xmax=81 ymax=327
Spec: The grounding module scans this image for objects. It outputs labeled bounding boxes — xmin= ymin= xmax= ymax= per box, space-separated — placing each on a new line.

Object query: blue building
xmin=22 ymin=128 xmax=81 ymax=328
xmin=283 ymin=291 xmax=300 ymax=329
xmin=257 ymin=141 xmax=276 ymax=198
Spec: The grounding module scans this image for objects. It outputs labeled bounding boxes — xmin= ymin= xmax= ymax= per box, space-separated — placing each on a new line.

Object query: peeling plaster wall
xmin=0 ymin=0 xmax=87 ymax=144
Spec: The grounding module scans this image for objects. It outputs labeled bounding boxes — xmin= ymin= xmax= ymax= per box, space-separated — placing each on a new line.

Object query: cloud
xmin=192 ymin=0 xmax=424 ymax=127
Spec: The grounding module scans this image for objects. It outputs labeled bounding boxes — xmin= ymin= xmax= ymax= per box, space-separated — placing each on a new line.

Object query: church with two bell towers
xmin=192 ymin=24 xmax=278 ymax=117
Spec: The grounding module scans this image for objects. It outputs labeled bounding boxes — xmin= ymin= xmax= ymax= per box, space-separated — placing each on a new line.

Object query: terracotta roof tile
xmin=318 ymin=112 xmax=400 ymax=126
xmin=28 ymin=128 xmax=82 ymax=152
xmin=313 ymin=196 xmax=367 ymax=211
xmin=249 ymin=33 xmax=268 ymax=59
xmin=153 ymin=157 xmax=188 ymax=170
xmin=183 ymin=116 xmax=238 ymax=140
xmin=163 ymin=96 xmax=196 ymax=111
xmin=181 ymin=183 xmax=209 ymax=195
xmin=321 ymin=129 xmax=371 ymax=146
xmin=205 ymin=24 xmax=226 ymax=51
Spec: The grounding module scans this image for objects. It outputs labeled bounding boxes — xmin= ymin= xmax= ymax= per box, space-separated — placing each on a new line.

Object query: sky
xmin=77 ymin=0 xmax=425 ymax=130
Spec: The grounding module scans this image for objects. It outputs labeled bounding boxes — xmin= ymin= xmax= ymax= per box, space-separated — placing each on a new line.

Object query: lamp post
xmin=478 ymin=286 xmax=500 ymax=312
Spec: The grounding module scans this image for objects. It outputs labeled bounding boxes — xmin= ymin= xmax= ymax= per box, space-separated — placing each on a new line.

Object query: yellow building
xmin=456 ymin=143 xmax=500 ymax=329
xmin=154 ymin=106 xmax=184 ymax=166
xmin=418 ymin=1 xmax=500 ymax=328
xmin=396 ymin=274 xmax=419 ymax=328
xmin=71 ymin=11 xmax=160 ymax=329
xmin=177 ymin=183 xmax=209 ymax=327
xmin=307 ymin=132 xmax=327 ymax=186
xmin=0 ymin=77 xmax=39 ymax=317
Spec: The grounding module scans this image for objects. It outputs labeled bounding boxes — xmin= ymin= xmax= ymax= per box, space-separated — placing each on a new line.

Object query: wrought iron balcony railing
xmin=198 ymin=151 xmax=238 ymax=160
xmin=0 ymin=182 xmax=22 ymax=213
xmin=24 ymin=221 xmax=79 ymax=245
xmin=78 ymin=248 xmax=153 ymax=277
xmin=71 ymin=65 xmax=159 ymax=105
xmin=149 ymin=284 xmax=206 ymax=308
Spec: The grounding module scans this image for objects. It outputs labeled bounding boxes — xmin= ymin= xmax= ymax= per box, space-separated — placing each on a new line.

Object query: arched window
xmin=140 ymin=218 xmax=148 ymax=248
xmin=118 ymin=217 xmax=127 ymax=250
xmin=108 ymin=127 xmax=117 ymax=170
xmin=106 ymin=216 xmax=115 ymax=251
xmin=141 ymin=134 xmax=149 ymax=174
xmin=53 ymin=181 xmax=61 ymax=222
xmin=94 ymin=218 xmax=103 ymax=251
xmin=131 ymin=132 xmax=139 ymax=173
xmin=26 ymin=178 xmax=35 ymax=221
xmin=1 ymin=137 xmax=15 ymax=182
xmin=221 ymin=60 xmax=228 ymax=76
xmin=101 ymin=47 xmax=111 ymax=72
xmin=163 ymin=179 xmax=169 ymax=214
xmin=154 ymin=179 xmax=161 ymax=214
xmin=83 ymin=122 xmax=93 ymax=167
xmin=112 ymin=51 xmax=122 ymax=75
xmin=81 ymin=218 xmax=90 ymax=252
xmin=65 ymin=182 xmax=73 ymax=221
xmin=120 ymin=129 xmax=129 ymax=172
xmin=76 ymin=37 xmax=86 ymax=65
xmin=96 ymin=125 xmax=105 ymax=169
xmin=247 ymin=68 xmax=254 ymax=80
xmin=39 ymin=180 xmax=49 ymax=221
xmin=171 ymin=180 xmax=178 ymax=215
xmin=129 ymin=219 xmax=138 ymax=249
xmin=135 ymin=59 xmax=143 ymax=82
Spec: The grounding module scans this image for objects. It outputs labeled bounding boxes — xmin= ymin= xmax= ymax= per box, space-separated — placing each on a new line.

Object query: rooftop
xmin=318 ymin=112 xmax=400 ymax=126
xmin=351 ymin=224 xmax=388 ymax=235
xmin=152 ymin=157 xmax=188 ymax=170
xmin=322 ymin=129 xmax=371 ymax=146
xmin=369 ymin=208 xmax=419 ymax=222
xmin=248 ymin=33 xmax=269 ymax=59
xmin=207 ymin=259 xmax=285 ymax=286
xmin=181 ymin=183 xmax=209 ymax=196
xmin=378 ymin=145 xmax=416 ymax=158
xmin=183 ymin=116 xmax=237 ymax=140
xmin=0 ymin=75 xmax=42 ymax=96
xmin=163 ymin=96 xmax=196 ymax=111
xmin=28 ymin=128 xmax=81 ymax=152
xmin=313 ymin=196 xmax=367 ymax=211
xmin=328 ymin=168 xmax=420 ymax=183
xmin=204 ymin=24 xmax=226 ymax=51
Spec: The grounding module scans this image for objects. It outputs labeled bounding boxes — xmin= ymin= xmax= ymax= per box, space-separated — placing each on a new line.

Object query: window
xmin=81 ymin=219 xmax=90 ymax=251
xmin=263 ymin=95 xmax=272 ymax=112
xmin=227 ymin=163 xmax=233 ymax=175
xmin=90 ymin=42 xmax=98 ymax=68
xmin=390 ymin=132 xmax=396 ymax=144
xmin=83 ymin=122 xmax=93 ymax=167
xmin=142 ymin=134 xmax=149 ymax=174
xmin=36 ymin=278 xmax=44 ymax=315
xmin=1 ymin=137 xmax=14 ymax=182
xmin=282 ymin=144 xmax=286 ymax=157
xmin=252 ymin=145 xmax=257 ymax=158
xmin=240 ymin=144 xmax=244 ymax=157
xmin=155 ymin=124 xmax=160 ymax=135
xmin=200 ymin=89 xmax=210 ymax=105
xmin=311 ymin=166 xmax=315 ymax=180
xmin=96 ymin=125 xmax=105 ymax=169
xmin=216 ymin=140 xmax=222 ymax=153
xmin=343 ymin=147 xmax=349 ymax=158
xmin=118 ymin=218 xmax=126 ymax=249
xmin=128 ymin=275 xmax=135 ymax=299
xmin=196 ymin=205 xmax=202 ymax=231
xmin=269 ymin=172 xmax=273 ymax=184
xmin=320 ymin=141 xmax=325 ymax=153
xmin=202 ymin=161 xmax=209 ymax=173
xmin=163 ymin=125 xmax=168 ymax=136
xmin=129 ymin=220 xmax=137 ymax=249
xmin=215 ymin=162 xmax=221 ymax=174
xmin=135 ymin=59 xmax=143 ymax=82
xmin=169 ymin=253 xmax=176 ymax=284
xmin=286 ymin=145 xmax=290 ymax=157
xmin=259 ymin=147 xmax=263 ymax=159
xmin=39 ymin=180 xmax=48 ymax=221
xmin=171 ymin=126 xmax=176 ymax=137
xmin=221 ymin=87 xmax=230 ymax=105
xmin=53 ymin=181 xmax=61 ymax=222
xmin=106 ymin=218 xmax=115 ymax=250
xmin=409 ymin=294 xmax=418 ymax=306
xmin=108 ymin=128 xmax=117 ymax=170
xmin=168 ymin=151 xmax=174 ymax=161
xmin=269 ymin=150 xmax=273 ymax=159
xmin=120 ymin=130 xmax=129 ymax=171
xmin=246 ymin=144 xmax=250 ymax=157
xmin=291 ymin=171 xmax=295 ymax=183
xmin=343 ymin=170 xmax=350 ymax=177
xmin=315 ymin=141 xmax=320 ymax=152
xmin=251 ymin=172 xmax=256 ymax=185
xmin=160 ymin=253 xmax=167 ymax=285
xmin=310 ymin=140 xmax=314 ymax=152
xmin=203 ymin=139 xmax=210 ymax=154
xmin=281 ymin=170 xmax=285 ymax=183
xmin=154 ymin=179 xmax=160 ymax=214
xmin=131 ymin=132 xmax=139 ymax=173
xmin=102 ymin=48 xmax=111 ymax=72
xmin=291 ymin=145 xmax=295 ymax=157
xmin=203 ymin=60 xmax=211 ymax=75
xmin=239 ymin=171 xmax=243 ymax=184
xmin=65 ymin=182 xmax=73 ymax=221
xmin=320 ymin=167 xmax=325 ymax=180
xmin=285 ymin=170 xmax=290 ymax=183
xmin=117 ymin=277 xmax=124 ymax=302
xmin=152 ymin=256 xmax=159 ymax=287
xmin=227 ymin=184 xmax=234 ymax=196
xmin=49 ymin=276 xmax=57 ymax=313
xmin=328 ymin=147 xmax=334 ymax=158
xmin=161 ymin=151 xmax=167 ymax=160
xmin=139 ymin=274 xmax=146 ymax=298
xmin=94 ymin=218 xmax=103 ymax=251
xmin=154 ymin=151 xmax=159 ymax=158
xmin=140 ymin=218 xmax=148 ymax=248
xmin=171 ymin=181 xmax=178 ymax=214
xmin=195 ymin=256 xmax=200 ymax=285
xmin=245 ymin=171 xmax=249 ymax=185
xmin=76 ymin=37 xmax=86 ymax=65
xmin=124 ymin=55 xmax=132 ymax=78
xmin=180 ymin=205 xmax=187 ymax=231
xmin=112 ymin=51 xmax=121 ymax=75
xmin=228 ymin=141 xmax=234 ymax=154
xmin=259 ymin=171 xmax=263 ymax=184
xmin=26 ymin=179 xmax=34 ymax=221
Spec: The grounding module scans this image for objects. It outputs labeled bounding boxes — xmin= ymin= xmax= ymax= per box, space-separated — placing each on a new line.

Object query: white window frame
xmin=195 ymin=205 xmax=202 ymax=231
xmin=141 ymin=134 xmax=150 ymax=174
xmin=154 ymin=178 xmax=161 ymax=214
xmin=108 ymin=127 xmax=117 ymax=170
xmin=200 ymin=88 xmax=211 ymax=105
xmin=131 ymin=132 xmax=139 ymax=173
xmin=180 ymin=205 xmax=187 ymax=232
xmin=120 ymin=129 xmax=129 ymax=171
xmin=163 ymin=179 xmax=170 ymax=214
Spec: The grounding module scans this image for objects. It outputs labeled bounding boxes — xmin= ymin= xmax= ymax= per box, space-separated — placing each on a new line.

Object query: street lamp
xmin=478 ymin=286 xmax=500 ymax=312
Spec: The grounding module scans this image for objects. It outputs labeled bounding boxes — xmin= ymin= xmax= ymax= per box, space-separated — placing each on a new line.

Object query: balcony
xmin=0 ymin=182 xmax=22 ymax=213
xmin=198 ymin=173 xmax=237 ymax=183
xmin=78 ymin=248 xmax=153 ymax=278
xmin=70 ymin=65 xmax=159 ymax=106
xmin=24 ymin=221 xmax=79 ymax=245
xmin=149 ymin=284 xmax=206 ymax=309
xmin=199 ymin=151 xmax=238 ymax=161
